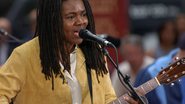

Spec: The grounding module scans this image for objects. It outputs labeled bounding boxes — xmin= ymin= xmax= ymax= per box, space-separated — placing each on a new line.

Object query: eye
xmin=82 ymin=12 xmax=87 ymax=17
xmin=66 ymin=15 xmax=75 ymax=20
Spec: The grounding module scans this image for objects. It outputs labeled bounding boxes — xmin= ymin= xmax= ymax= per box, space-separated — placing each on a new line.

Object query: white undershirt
xmin=60 ymin=47 xmax=82 ymax=104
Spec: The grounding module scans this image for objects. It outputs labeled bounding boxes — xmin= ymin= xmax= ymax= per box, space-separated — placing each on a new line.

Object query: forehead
xmin=62 ymin=0 xmax=85 ymax=13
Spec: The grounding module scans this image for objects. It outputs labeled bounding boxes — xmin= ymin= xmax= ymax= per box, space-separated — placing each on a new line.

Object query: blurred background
xmin=0 ymin=0 xmax=37 ymax=65
xmin=89 ymin=0 xmax=185 ymax=73
xmin=1 ymin=0 xmax=185 ymax=67
xmin=1 ymin=0 xmax=185 ymax=104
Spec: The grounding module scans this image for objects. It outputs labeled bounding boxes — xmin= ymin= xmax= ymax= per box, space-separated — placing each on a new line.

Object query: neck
xmin=66 ymin=43 xmax=76 ymax=53
xmin=161 ymin=43 xmax=174 ymax=51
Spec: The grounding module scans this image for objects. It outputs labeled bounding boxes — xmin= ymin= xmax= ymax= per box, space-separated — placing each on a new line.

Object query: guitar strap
xmin=86 ymin=63 xmax=93 ymax=104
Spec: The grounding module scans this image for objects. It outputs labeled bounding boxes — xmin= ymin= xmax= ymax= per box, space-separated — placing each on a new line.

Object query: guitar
xmin=111 ymin=57 xmax=185 ymax=104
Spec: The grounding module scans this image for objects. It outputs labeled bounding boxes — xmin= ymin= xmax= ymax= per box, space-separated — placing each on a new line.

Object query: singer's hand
xmin=123 ymin=94 xmax=139 ymax=104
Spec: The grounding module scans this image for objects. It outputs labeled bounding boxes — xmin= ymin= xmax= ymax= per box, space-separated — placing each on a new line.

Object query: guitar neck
xmin=135 ymin=77 xmax=161 ymax=96
xmin=110 ymin=77 xmax=161 ymax=104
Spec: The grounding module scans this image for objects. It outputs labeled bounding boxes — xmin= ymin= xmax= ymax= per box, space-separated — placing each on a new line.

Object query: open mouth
xmin=74 ymin=28 xmax=85 ymax=37
xmin=74 ymin=31 xmax=80 ymax=37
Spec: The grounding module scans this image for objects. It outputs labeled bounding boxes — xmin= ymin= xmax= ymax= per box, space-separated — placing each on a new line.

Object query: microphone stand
xmin=0 ymin=28 xmax=24 ymax=43
xmin=101 ymin=46 xmax=145 ymax=104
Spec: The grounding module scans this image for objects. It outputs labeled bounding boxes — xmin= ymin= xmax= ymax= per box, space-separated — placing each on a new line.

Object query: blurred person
xmin=142 ymin=32 xmax=159 ymax=58
xmin=0 ymin=17 xmax=12 ymax=65
xmin=149 ymin=20 xmax=178 ymax=58
xmin=0 ymin=0 xmax=37 ymax=61
xmin=5 ymin=0 xmax=37 ymax=40
xmin=28 ymin=9 xmax=36 ymax=34
xmin=0 ymin=0 xmax=140 ymax=104
xmin=134 ymin=35 xmax=185 ymax=104
xmin=181 ymin=77 xmax=185 ymax=104
xmin=111 ymin=35 xmax=154 ymax=97
xmin=176 ymin=35 xmax=185 ymax=104
xmin=0 ymin=0 xmax=37 ymax=44
xmin=20 ymin=8 xmax=37 ymax=41
xmin=175 ymin=13 xmax=185 ymax=37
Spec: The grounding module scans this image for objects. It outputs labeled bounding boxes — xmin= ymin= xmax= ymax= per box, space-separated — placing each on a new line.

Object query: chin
xmin=75 ymin=39 xmax=83 ymax=45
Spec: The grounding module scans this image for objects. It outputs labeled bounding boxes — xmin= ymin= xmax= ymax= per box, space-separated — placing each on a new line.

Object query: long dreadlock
xmin=80 ymin=0 xmax=108 ymax=81
xmin=35 ymin=0 xmax=108 ymax=90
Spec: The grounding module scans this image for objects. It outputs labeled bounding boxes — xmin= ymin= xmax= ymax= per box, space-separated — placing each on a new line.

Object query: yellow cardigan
xmin=0 ymin=37 xmax=117 ymax=104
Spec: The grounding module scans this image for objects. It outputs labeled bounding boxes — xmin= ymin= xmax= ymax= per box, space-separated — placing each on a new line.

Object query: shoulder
xmin=152 ymin=49 xmax=178 ymax=71
xmin=14 ymin=37 xmax=39 ymax=55
xmin=8 ymin=37 xmax=40 ymax=64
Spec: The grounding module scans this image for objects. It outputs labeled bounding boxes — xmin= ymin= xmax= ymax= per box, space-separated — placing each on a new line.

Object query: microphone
xmin=79 ymin=29 xmax=112 ymax=46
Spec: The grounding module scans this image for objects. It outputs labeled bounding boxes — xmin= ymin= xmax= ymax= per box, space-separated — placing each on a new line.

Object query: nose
xmin=75 ymin=16 xmax=87 ymax=26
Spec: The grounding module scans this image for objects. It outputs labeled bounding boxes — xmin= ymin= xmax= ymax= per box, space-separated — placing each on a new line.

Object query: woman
xmin=0 ymin=0 xmax=139 ymax=103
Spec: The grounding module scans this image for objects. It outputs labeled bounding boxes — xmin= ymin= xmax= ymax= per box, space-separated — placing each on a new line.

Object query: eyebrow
xmin=64 ymin=9 xmax=86 ymax=15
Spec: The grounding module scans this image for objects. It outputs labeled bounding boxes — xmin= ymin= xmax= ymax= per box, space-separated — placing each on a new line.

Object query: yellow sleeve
xmin=102 ymin=61 xmax=117 ymax=104
xmin=0 ymin=48 xmax=27 ymax=102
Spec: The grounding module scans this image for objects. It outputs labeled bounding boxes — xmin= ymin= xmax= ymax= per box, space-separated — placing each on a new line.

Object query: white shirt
xmin=60 ymin=47 xmax=82 ymax=104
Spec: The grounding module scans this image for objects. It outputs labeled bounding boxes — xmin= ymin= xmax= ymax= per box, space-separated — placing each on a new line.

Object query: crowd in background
xmin=0 ymin=0 xmax=185 ymax=104
xmin=0 ymin=0 xmax=37 ymax=65
xmin=110 ymin=14 xmax=185 ymax=104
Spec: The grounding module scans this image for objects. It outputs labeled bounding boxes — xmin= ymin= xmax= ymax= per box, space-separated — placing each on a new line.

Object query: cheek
xmin=65 ymin=33 xmax=71 ymax=39
xmin=63 ymin=23 xmax=72 ymax=33
xmin=83 ymin=17 xmax=88 ymax=27
xmin=63 ymin=25 xmax=75 ymax=41
xmin=63 ymin=23 xmax=72 ymax=38
xmin=64 ymin=30 xmax=72 ymax=41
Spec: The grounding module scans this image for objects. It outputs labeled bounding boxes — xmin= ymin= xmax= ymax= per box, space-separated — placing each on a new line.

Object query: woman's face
xmin=161 ymin=22 xmax=176 ymax=45
xmin=62 ymin=0 xmax=88 ymax=49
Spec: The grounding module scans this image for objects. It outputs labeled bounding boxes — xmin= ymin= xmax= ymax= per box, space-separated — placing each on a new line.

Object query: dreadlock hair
xmin=79 ymin=0 xmax=108 ymax=82
xmin=34 ymin=0 xmax=108 ymax=90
